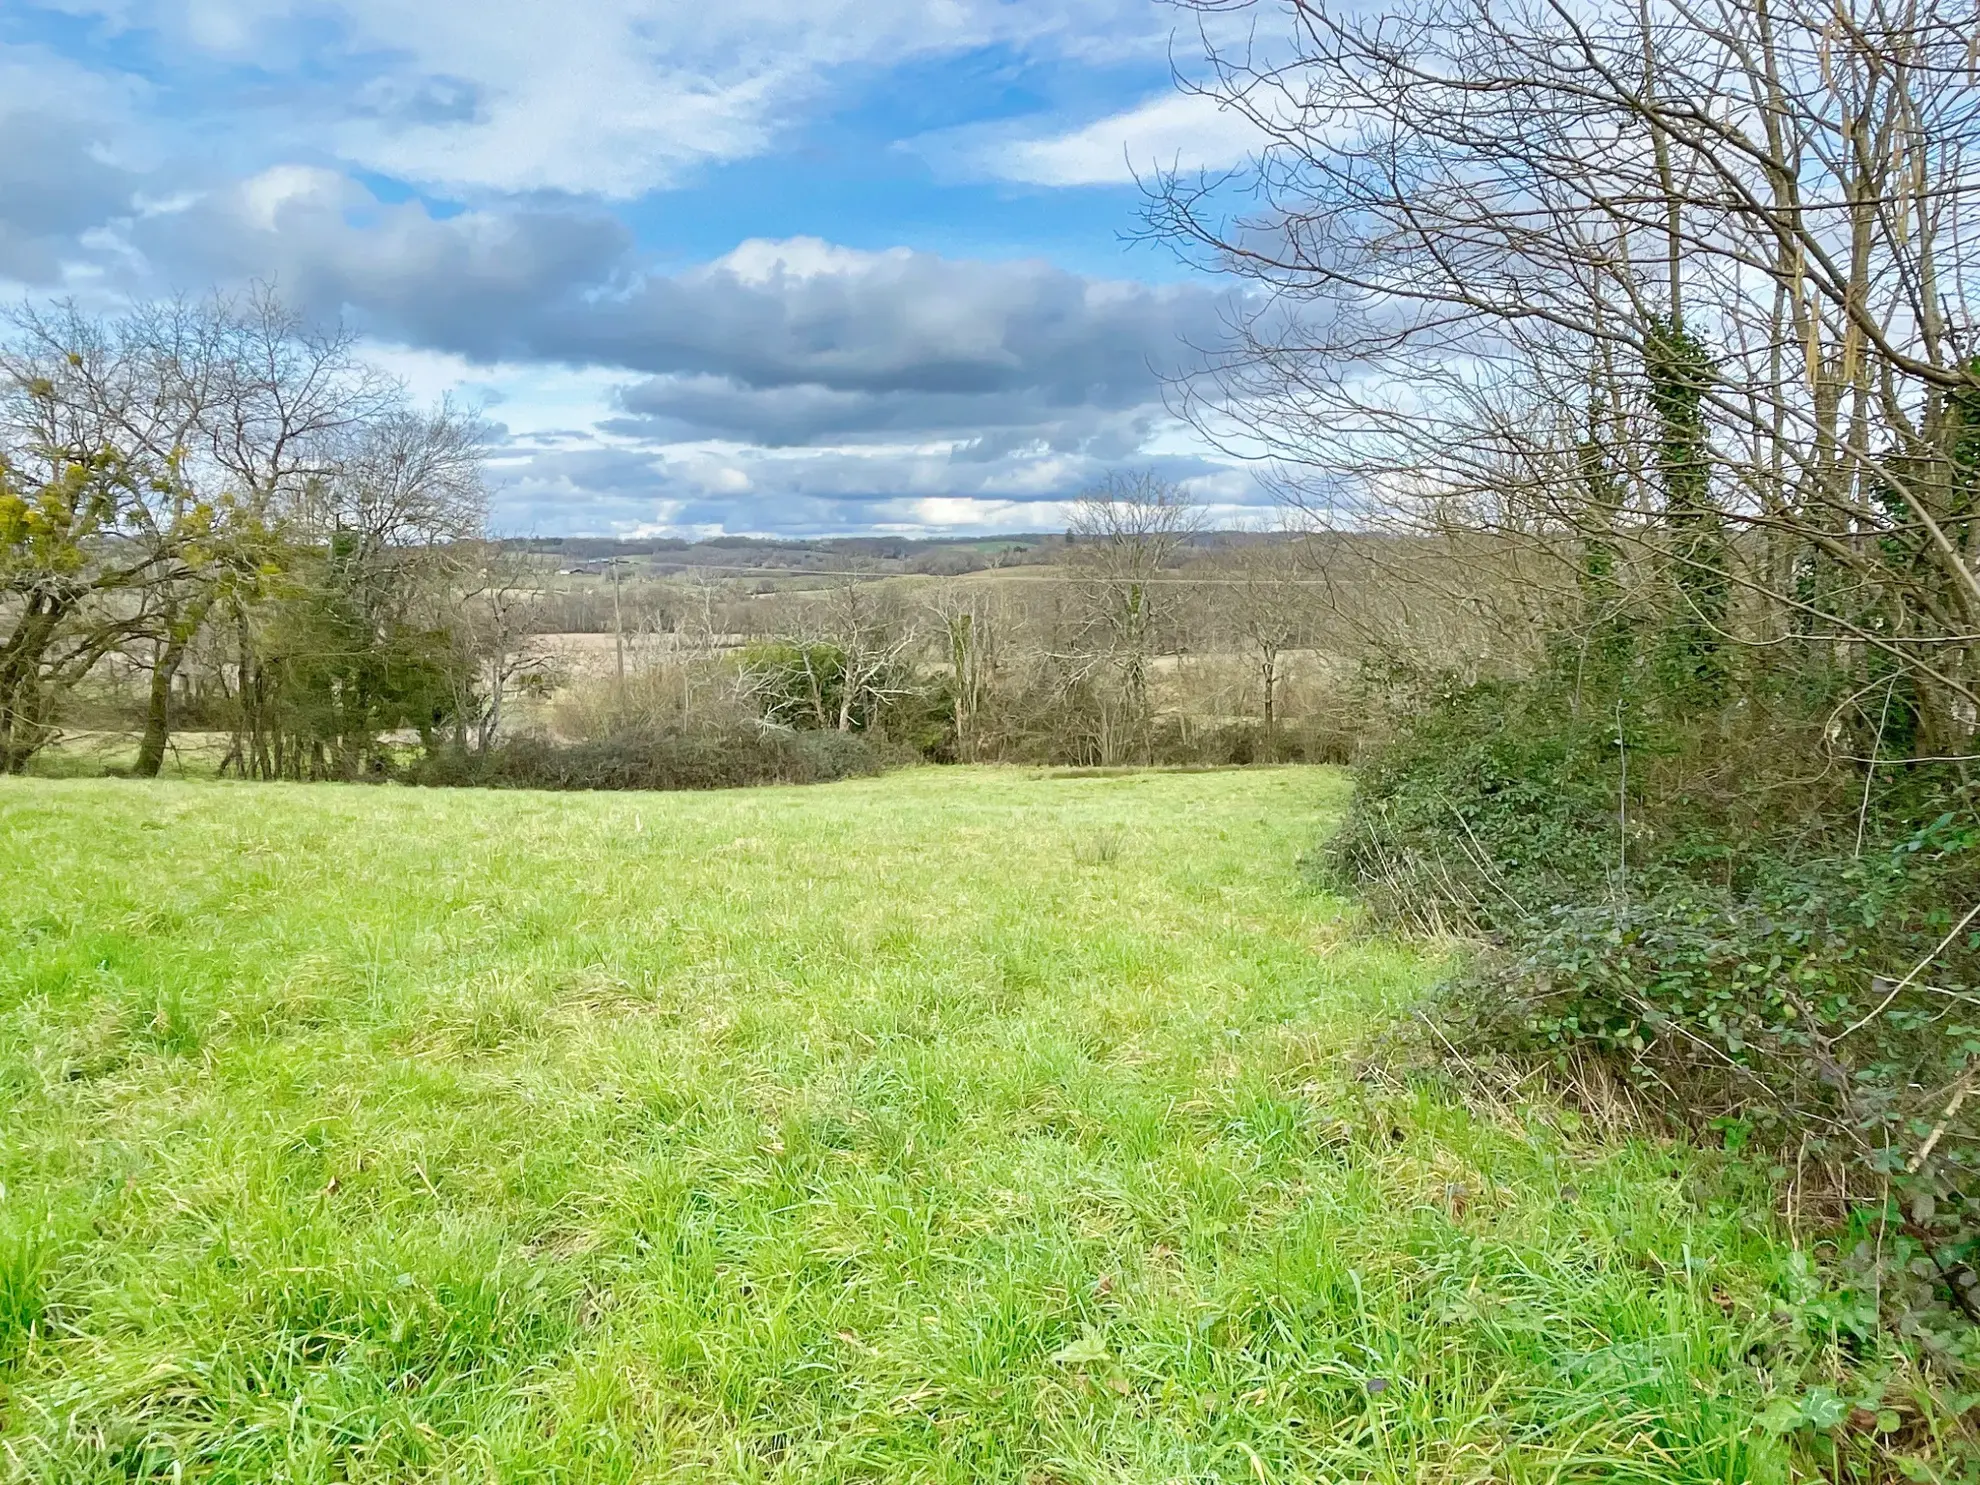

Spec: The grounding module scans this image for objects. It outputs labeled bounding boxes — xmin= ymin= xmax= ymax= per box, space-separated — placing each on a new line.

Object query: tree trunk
xmin=837 ymin=658 xmax=859 ymax=731
xmin=136 ymin=595 xmax=217 ymax=778
xmin=134 ymin=637 xmax=187 ymax=777
xmin=0 ymin=599 xmax=68 ymax=775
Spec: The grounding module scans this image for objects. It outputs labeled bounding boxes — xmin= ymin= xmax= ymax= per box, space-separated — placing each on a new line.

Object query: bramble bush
xmin=1326 ymin=669 xmax=1980 ymax=1372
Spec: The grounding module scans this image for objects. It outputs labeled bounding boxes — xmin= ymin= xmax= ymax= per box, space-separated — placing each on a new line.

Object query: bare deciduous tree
xmin=1154 ymin=0 xmax=1980 ymax=755
xmin=451 ymin=544 xmax=552 ymax=750
xmin=737 ymin=572 xmax=919 ymax=734
xmin=929 ymin=586 xmax=1001 ymax=762
xmin=1066 ymin=471 xmax=1204 ymax=762
xmin=1228 ymin=533 xmax=1315 ymax=741
xmin=824 ymin=575 xmax=919 ymax=733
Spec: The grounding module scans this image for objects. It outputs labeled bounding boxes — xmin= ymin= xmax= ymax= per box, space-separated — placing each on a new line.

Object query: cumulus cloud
xmin=606 ymin=375 xmax=1158 ymax=454
xmin=126 ymin=165 xmax=633 ymax=356
xmin=15 ymin=130 xmax=1266 ymax=531
xmin=591 ymin=237 xmax=1224 ymax=398
xmin=116 ymin=174 xmax=1229 ymax=435
xmin=0 ymin=117 xmax=133 ymax=282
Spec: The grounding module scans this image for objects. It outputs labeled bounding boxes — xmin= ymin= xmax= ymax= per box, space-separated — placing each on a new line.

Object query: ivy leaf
xmin=1799 ymin=1389 xmax=1848 ymax=1429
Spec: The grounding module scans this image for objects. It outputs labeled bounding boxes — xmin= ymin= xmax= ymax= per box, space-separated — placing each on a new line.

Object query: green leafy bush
xmin=1329 ymin=673 xmax=1980 ymax=1353
xmin=1324 ymin=679 xmax=1628 ymax=934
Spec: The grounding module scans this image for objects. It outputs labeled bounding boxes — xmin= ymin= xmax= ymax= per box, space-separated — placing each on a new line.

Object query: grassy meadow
xmin=0 ymin=767 xmax=1830 ymax=1481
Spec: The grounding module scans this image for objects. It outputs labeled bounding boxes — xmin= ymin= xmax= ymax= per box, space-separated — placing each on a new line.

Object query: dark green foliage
xmin=225 ymin=538 xmax=481 ymax=781
xmin=1325 ymin=679 xmax=1628 ymax=933
xmin=1645 ymin=320 xmax=1731 ymax=704
xmin=880 ymin=668 xmax=967 ymax=759
xmin=1328 ymin=666 xmax=1980 ymax=1361
xmin=403 ymin=722 xmax=899 ymax=792
xmin=256 ymin=599 xmax=463 ymax=770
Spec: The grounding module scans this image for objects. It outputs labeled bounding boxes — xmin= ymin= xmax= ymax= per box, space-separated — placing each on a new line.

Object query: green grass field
xmin=0 ymin=767 xmax=1834 ymax=1481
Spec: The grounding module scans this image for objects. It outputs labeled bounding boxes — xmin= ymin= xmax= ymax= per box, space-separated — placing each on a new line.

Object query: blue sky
xmin=0 ymin=0 xmax=1272 ymax=536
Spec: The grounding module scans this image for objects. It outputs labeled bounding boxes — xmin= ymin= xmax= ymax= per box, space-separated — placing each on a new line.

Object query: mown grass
xmin=0 ymin=767 xmax=1833 ymax=1481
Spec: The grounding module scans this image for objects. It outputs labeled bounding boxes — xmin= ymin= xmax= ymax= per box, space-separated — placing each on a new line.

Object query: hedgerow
xmin=401 ymin=723 xmax=900 ymax=792
xmin=1327 ymin=669 xmax=1980 ymax=1372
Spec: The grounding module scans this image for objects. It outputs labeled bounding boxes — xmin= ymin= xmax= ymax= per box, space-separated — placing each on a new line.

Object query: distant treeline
xmin=508 ymin=533 xmax=1067 ymax=561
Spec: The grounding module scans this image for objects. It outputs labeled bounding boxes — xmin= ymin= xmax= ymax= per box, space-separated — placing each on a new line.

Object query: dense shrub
xmin=1328 ymin=672 xmax=1980 ymax=1350
xmin=402 ymin=722 xmax=901 ymax=793
xmin=1149 ymin=715 xmax=1360 ymax=767
xmin=1325 ymin=679 xmax=1625 ymax=933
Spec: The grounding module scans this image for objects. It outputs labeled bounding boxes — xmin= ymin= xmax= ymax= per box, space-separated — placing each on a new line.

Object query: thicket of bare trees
xmin=696 ymin=478 xmax=1400 ymax=767
xmin=1155 ymin=0 xmax=1980 ymax=755
xmin=513 ymin=502 xmax=1426 ymax=769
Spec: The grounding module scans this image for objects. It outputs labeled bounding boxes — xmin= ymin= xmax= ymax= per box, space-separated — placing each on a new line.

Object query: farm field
xmin=3 ymin=768 xmax=1808 ymax=1481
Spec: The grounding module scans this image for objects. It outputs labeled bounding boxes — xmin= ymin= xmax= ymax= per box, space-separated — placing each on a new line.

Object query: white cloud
xmin=36 ymin=0 xmax=1175 ymax=199
xmin=354 ymin=343 xmax=628 ymax=436
xmin=986 ymin=92 xmax=1264 ymax=187
xmin=716 ymin=237 xmax=913 ymax=285
xmin=238 ymin=163 xmax=343 ymax=230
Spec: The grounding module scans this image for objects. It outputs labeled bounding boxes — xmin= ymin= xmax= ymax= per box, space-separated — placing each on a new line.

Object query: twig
xmin=1415 ymin=1007 xmax=1469 ymax=1065
xmin=1907 ymin=1063 xmax=1979 ymax=1175
xmin=1855 ymin=677 xmax=1896 ymax=858
xmin=1837 ymin=899 xmax=1980 ymax=1042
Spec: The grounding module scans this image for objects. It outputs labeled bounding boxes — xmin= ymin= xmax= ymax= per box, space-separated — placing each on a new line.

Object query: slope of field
xmin=3 ymin=769 xmax=1800 ymax=1481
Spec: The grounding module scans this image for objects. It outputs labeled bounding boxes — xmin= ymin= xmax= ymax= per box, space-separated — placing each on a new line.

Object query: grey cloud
xmin=0 ymin=110 xmax=138 ymax=282
xmin=147 ymin=193 xmax=1230 ymax=410
xmin=604 ymin=375 xmax=1159 ymax=452
xmin=131 ymin=171 xmax=633 ymax=360
xmin=119 ymin=177 xmax=1233 ymax=465
xmin=576 ymin=252 xmax=1224 ymax=402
